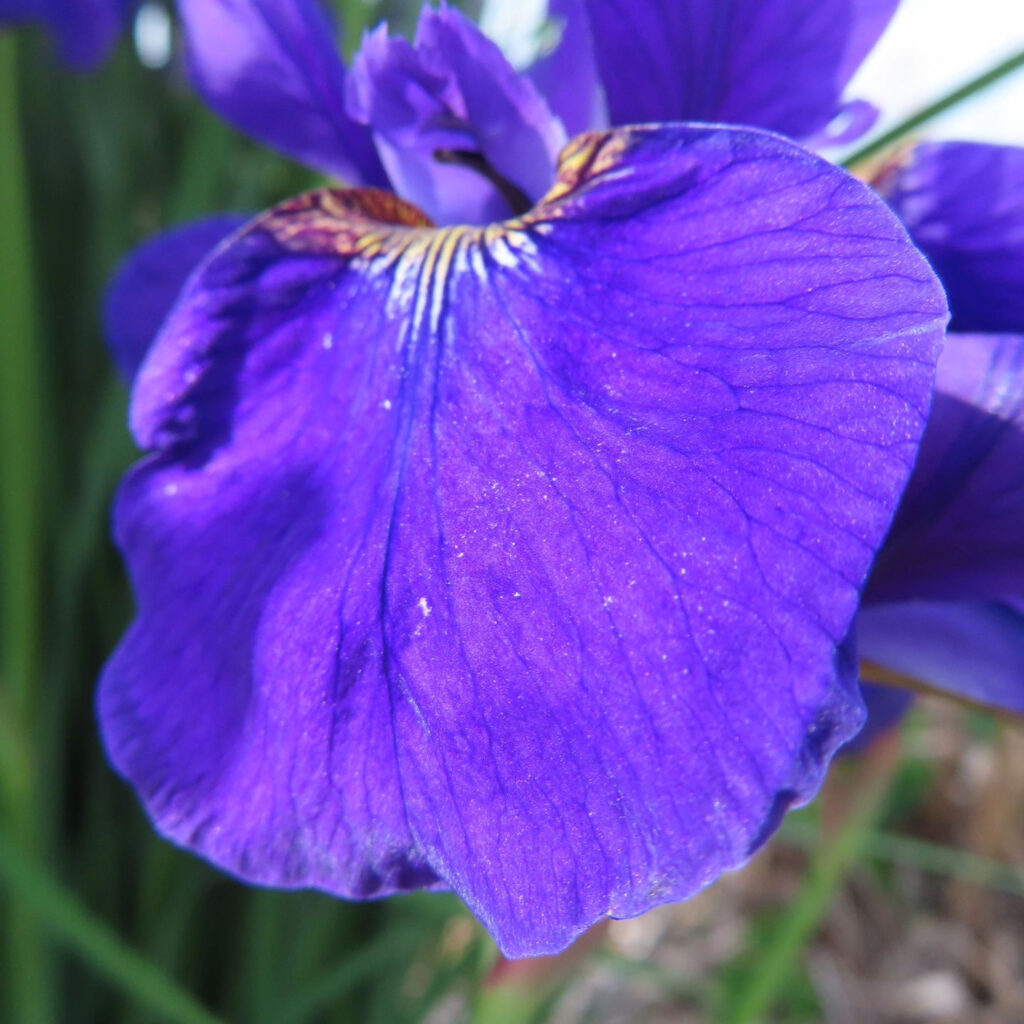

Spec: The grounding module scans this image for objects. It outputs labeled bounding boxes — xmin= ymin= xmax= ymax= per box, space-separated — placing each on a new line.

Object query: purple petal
xmin=858 ymin=601 xmax=1024 ymax=714
xmin=527 ymin=0 xmax=608 ymax=136
xmin=0 ymin=0 xmax=134 ymax=69
xmin=104 ymin=215 xmax=249 ymax=383
xmin=806 ymin=99 xmax=880 ymax=149
xmin=841 ymin=681 xmax=913 ymax=755
xmin=177 ymin=0 xmax=386 ymax=185
xmin=346 ymin=7 xmax=565 ymax=226
xmin=884 ymin=143 xmax=1024 ymax=334
xmin=101 ymin=126 xmax=946 ymax=957
xmin=577 ymin=0 xmax=898 ymax=138
xmin=837 ymin=0 xmax=900 ymax=84
xmin=868 ymin=333 xmax=1024 ymax=604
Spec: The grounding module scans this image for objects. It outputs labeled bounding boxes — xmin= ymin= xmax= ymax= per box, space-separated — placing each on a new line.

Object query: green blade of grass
xmin=0 ymin=828 xmax=224 ymax=1024
xmin=0 ymin=34 xmax=41 ymax=753
xmin=725 ymin=756 xmax=897 ymax=1024
xmin=845 ymin=46 xmax=1024 ymax=167
xmin=0 ymin=33 xmax=53 ymax=1024
xmin=276 ymin=925 xmax=422 ymax=1024
xmin=782 ymin=818 xmax=1024 ymax=898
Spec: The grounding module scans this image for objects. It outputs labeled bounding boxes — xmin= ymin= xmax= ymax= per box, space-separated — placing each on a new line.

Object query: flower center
xmin=432 ymin=149 xmax=533 ymax=216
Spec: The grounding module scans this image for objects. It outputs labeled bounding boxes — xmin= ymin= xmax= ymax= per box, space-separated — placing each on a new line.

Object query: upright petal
xmin=838 ymin=0 xmax=902 ymax=85
xmin=868 ymin=333 xmax=1024 ymax=604
xmin=101 ymin=126 xmax=946 ymax=957
xmin=104 ymin=215 xmax=249 ymax=383
xmin=574 ymin=0 xmax=898 ymax=137
xmin=527 ymin=0 xmax=608 ymax=136
xmin=177 ymin=0 xmax=386 ymax=185
xmin=858 ymin=601 xmax=1024 ymax=715
xmin=347 ymin=7 xmax=566 ymax=225
xmin=884 ymin=143 xmax=1024 ymax=333
xmin=0 ymin=0 xmax=134 ymax=69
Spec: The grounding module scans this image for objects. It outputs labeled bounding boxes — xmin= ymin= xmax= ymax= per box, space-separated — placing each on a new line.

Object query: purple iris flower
xmin=856 ymin=142 xmax=1024 ymax=720
xmin=99 ymin=0 xmax=950 ymax=956
xmin=0 ymin=0 xmax=136 ymax=69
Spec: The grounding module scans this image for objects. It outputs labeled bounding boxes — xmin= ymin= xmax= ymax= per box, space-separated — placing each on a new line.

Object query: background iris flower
xmin=98 ymin=0 xmax=955 ymax=958
xmin=858 ymin=141 xmax=1024 ymax=717
xmin=0 ymin=0 xmax=136 ymax=69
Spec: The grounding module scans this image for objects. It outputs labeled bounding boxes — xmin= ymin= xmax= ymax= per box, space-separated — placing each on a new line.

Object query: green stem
xmin=0 ymin=40 xmax=41 ymax=790
xmin=167 ymin=110 xmax=237 ymax=224
xmin=0 ymin=34 xmax=52 ymax=1024
xmin=0 ymin=829 xmax=224 ymax=1024
xmin=276 ymin=926 xmax=422 ymax=1024
xmin=845 ymin=46 xmax=1024 ymax=167
xmin=782 ymin=819 xmax=1024 ymax=898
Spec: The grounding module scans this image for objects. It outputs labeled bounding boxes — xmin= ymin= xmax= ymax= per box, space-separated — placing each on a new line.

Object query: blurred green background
xmin=2 ymin=3 xmax=1024 ymax=1022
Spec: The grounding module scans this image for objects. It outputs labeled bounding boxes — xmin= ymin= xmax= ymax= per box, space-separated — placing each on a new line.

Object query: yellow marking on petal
xmin=537 ymin=130 xmax=634 ymax=210
xmin=258 ymin=182 xmax=552 ymax=306
xmin=258 ymin=130 xmax=643 ymax=271
xmin=261 ymin=187 xmax=436 ymax=264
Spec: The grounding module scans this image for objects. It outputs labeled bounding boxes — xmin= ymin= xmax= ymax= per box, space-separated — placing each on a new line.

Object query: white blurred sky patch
xmin=133 ymin=2 xmax=173 ymax=70
xmin=846 ymin=0 xmax=1024 ymax=148
xmin=479 ymin=0 xmax=549 ymax=68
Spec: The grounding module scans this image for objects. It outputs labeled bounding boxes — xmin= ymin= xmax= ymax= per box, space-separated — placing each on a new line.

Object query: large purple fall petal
xmin=884 ymin=143 xmax=1024 ymax=334
xmin=100 ymin=125 xmax=946 ymax=957
xmin=104 ymin=215 xmax=249 ymax=383
xmin=346 ymin=7 xmax=565 ymax=225
xmin=177 ymin=0 xmax=386 ymax=185
xmin=858 ymin=601 xmax=1024 ymax=714
xmin=0 ymin=0 xmax=134 ymax=69
xmin=572 ymin=0 xmax=898 ymax=137
xmin=868 ymin=333 xmax=1024 ymax=604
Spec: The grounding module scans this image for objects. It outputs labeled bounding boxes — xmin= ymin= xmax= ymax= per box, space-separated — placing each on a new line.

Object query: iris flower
xmin=857 ymin=141 xmax=1024 ymax=718
xmin=99 ymin=0 xmax=953 ymax=956
xmin=0 ymin=0 xmax=136 ymax=69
